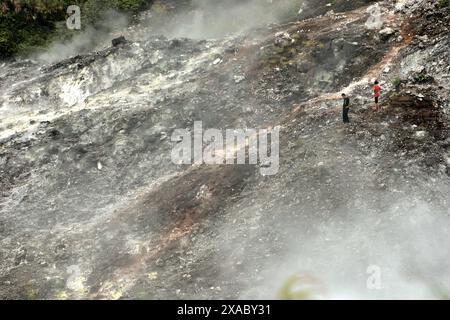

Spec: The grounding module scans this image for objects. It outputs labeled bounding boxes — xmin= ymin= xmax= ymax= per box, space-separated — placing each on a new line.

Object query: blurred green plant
xmin=392 ymin=77 xmax=402 ymax=90
xmin=427 ymin=280 xmax=450 ymax=300
xmin=151 ymin=0 xmax=172 ymax=14
xmin=23 ymin=284 xmax=38 ymax=300
xmin=438 ymin=0 xmax=450 ymax=8
xmin=413 ymin=72 xmax=434 ymax=84
xmin=277 ymin=274 xmax=325 ymax=300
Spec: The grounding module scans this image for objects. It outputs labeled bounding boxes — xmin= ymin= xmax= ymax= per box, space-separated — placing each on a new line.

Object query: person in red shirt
xmin=373 ymin=80 xmax=381 ymax=111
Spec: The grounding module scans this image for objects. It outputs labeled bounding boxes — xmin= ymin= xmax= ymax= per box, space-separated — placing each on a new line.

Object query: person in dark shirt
xmin=342 ymin=93 xmax=350 ymax=124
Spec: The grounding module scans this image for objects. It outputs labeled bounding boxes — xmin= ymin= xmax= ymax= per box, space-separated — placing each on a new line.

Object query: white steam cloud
xmin=145 ymin=0 xmax=305 ymax=40
xmin=35 ymin=9 xmax=129 ymax=64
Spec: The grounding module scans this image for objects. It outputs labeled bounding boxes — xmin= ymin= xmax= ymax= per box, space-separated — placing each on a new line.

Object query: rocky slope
xmin=0 ymin=0 xmax=449 ymax=299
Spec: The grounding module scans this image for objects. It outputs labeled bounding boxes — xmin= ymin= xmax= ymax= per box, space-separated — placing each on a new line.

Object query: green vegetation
xmin=392 ymin=77 xmax=402 ymax=90
xmin=0 ymin=0 xmax=151 ymax=59
xmin=23 ymin=284 xmax=38 ymax=300
xmin=414 ymin=72 xmax=434 ymax=84
xmin=432 ymin=286 xmax=450 ymax=300
xmin=438 ymin=0 xmax=450 ymax=8
xmin=277 ymin=274 xmax=324 ymax=300
xmin=81 ymin=0 xmax=149 ymax=23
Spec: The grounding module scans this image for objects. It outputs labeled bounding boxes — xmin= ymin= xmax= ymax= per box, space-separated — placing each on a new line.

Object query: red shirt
xmin=373 ymin=84 xmax=381 ymax=97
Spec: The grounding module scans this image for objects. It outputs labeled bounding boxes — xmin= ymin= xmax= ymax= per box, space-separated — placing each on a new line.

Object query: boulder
xmin=112 ymin=36 xmax=127 ymax=47
xmin=379 ymin=27 xmax=395 ymax=40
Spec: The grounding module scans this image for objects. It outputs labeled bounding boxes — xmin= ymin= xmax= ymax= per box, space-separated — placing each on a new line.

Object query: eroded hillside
xmin=0 ymin=0 xmax=449 ymax=299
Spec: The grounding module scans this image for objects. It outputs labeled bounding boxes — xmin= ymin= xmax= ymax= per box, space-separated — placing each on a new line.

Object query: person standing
xmin=342 ymin=93 xmax=350 ymax=124
xmin=373 ymin=80 xmax=381 ymax=111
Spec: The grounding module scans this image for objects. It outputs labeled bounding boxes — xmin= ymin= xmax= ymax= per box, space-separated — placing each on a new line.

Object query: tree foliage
xmin=0 ymin=0 xmax=151 ymax=58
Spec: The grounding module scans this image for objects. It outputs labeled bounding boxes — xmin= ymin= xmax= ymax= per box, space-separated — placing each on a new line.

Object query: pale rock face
xmin=379 ymin=27 xmax=395 ymax=36
xmin=414 ymin=131 xmax=427 ymax=139
xmin=365 ymin=3 xmax=384 ymax=30
xmin=395 ymin=0 xmax=409 ymax=11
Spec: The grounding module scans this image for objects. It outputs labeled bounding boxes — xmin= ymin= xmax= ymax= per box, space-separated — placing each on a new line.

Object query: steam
xmin=35 ymin=1 xmax=305 ymax=63
xmin=146 ymin=0 xmax=305 ymax=40
xmin=4 ymin=0 xmax=448 ymax=301
xmin=217 ymin=174 xmax=450 ymax=299
xmin=35 ymin=9 xmax=129 ymax=64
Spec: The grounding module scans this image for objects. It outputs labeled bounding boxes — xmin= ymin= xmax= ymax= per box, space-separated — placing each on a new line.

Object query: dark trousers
xmin=343 ymin=107 xmax=350 ymax=123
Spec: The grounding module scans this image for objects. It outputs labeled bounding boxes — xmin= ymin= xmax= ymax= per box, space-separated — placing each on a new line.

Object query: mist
xmin=210 ymin=161 xmax=450 ymax=300
xmin=35 ymin=9 xmax=129 ymax=64
xmin=142 ymin=0 xmax=305 ymax=40
xmin=33 ymin=1 xmax=305 ymax=63
xmin=1 ymin=0 xmax=449 ymax=301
